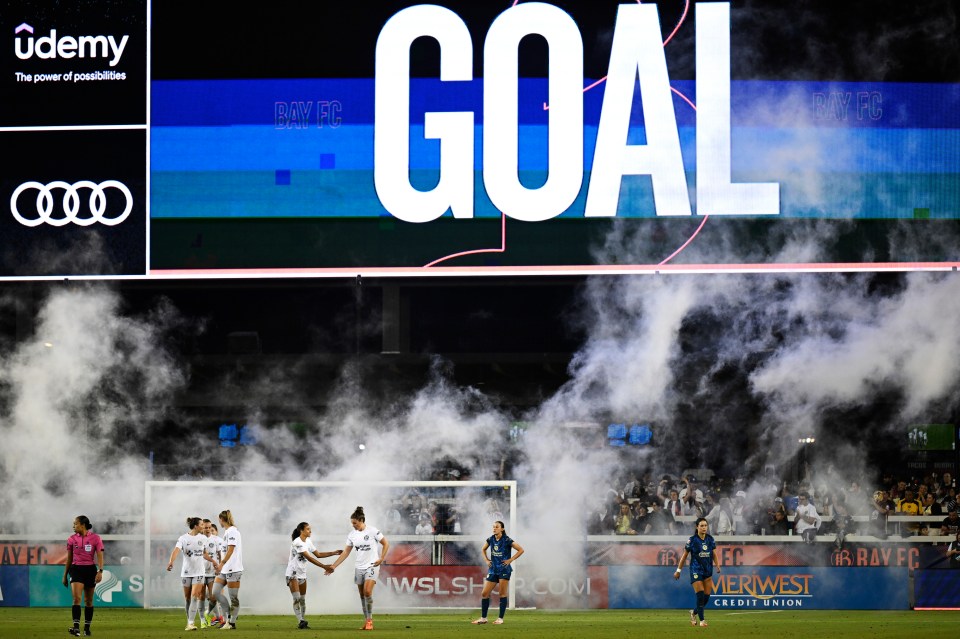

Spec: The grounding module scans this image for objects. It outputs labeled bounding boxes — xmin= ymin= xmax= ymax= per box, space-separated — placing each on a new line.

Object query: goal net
xmin=144 ymin=480 xmax=517 ymax=612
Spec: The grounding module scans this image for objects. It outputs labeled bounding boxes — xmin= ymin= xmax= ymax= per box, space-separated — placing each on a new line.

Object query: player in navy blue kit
xmin=674 ymin=517 xmax=721 ymax=627
xmin=471 ymin=521 xmax=524 ymax=625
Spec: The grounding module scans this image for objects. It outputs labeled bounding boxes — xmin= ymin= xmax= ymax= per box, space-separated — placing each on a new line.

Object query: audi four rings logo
xmin=10 ymin=180 xmax=133 ymax=227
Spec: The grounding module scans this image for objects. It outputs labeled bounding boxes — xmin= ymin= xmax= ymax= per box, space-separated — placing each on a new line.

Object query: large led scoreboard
xmin=1 ymin=0 xmax=958 ymax=279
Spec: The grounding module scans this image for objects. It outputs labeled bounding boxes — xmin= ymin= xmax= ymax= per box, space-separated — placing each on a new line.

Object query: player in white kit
xmin=213 ymin=509 xmax=244 ymax=630
xmin=328 ymin=506 xmax=390 ymax=631
xmin=285 ymin=522 xmax=342 ymax=629
xmin=166 ymin=517 xmax=215 ymax=631
xmin=201 ymin=519 xmax=223 ymax=627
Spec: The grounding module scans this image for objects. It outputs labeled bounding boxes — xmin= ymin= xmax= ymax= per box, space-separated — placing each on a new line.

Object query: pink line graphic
xmin=423 ymin=213 xmax=507 ymax=268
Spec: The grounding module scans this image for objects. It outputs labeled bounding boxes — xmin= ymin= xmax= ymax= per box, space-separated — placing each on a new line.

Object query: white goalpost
xmin=143 ymin=480 xmax=518 ymax=612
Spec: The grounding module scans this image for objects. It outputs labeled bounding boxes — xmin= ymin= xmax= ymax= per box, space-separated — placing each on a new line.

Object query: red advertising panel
xmin=0 ymin=544 xmax=67 ymax=566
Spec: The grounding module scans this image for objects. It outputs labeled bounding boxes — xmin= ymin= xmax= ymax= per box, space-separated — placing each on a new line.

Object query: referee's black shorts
xmin=69 ymin=565 xmax=98 ymax=588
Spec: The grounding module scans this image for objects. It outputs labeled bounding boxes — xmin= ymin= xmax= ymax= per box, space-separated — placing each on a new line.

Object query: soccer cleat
xmin=699 ymin=620 xmax=709 ymax=627
xmin=471 ymin=618 xmax=488 ymax=625
xmin=493 ymin=618 xmax=504 ymax=625
xmin=361 ymin=619 xmax=374 ymax=630
xmin=219 ymin=622 xmax=235 ymax=630
xmin=68 ymin=628 xmax=80 ymax=637
xmin=217 ymin=616 xmax=226 ymax=627
xmin=185 ymin=624 xmax=198 ymax=631
xmin=298 ymin=619 xmax=309 ymax=629
xmin=205 ymin=612 xmax=215 ymax=626
xmin=84 ymin=631 xmax=92 ymax=637
xmin=689 ymin=610 xmax=697 ymax=626
xmin=200 ymin=617 xmax=209 ymax=629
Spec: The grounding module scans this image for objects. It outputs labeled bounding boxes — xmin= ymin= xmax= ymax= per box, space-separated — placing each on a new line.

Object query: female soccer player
xmin=212 ymin=509 xmax=244 ymax=630
xmin=62 ymin=515 xmax=104 ymax=637
xmin=166 ymin=516 xmax=214 ymax=631
xmin=471 ymin=520 xmax=524 ymax=625
xmin=328 ymin=506 xmax=390 ymax=631
xmin=674 ymin=517 xmax=721 ymax=627
xmin=285 ymin=522 xmax=342 ymax=629
xmin=201 ymin=520 xmax=223 ymax=627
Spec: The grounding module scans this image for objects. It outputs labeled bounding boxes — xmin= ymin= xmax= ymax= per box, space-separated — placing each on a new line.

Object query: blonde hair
xmin=219 ymin=510 xmax=235 ymax=527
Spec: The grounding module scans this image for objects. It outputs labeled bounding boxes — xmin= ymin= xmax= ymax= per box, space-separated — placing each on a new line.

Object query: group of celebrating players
xmin=165 ymin=510 xmax=242 ymax=631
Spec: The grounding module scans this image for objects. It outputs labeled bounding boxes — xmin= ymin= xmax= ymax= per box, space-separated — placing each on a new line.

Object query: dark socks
xmin=480 ymin=597 xmax=490 ymax=618
xmin=695 ymin=591 xmax=706 ymax=621
xmin=72 ymin=604 xmax=81 ymax=628
xmin=498 ymin=597 xmax=508 ymax=619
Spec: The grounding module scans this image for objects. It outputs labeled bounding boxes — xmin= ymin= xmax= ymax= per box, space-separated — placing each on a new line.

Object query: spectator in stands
xmin=656 ymin=476 xmax=675 ymax=504
xmin=768 ymin=509 xmax=790 ymax=535
xmin=814 ymin=485 xmax=834 ymax=518
xmin=832 ymin=496 xmax=852 ymax=549
xmin=923 ymin=493 xmax=942 ymax=517
xmin=623 ymin=472 xmax=646 ymax=501
xmin=614 ymin=503 xmax=637 ymax=535
xmin=647 ymin=501 xmax=673 ymax=535
xmin=415 ymin=513 xmax=434 ymax=535
xmin=890 ymin=480 xmax=908 ymax=502
xmin=896 ymin=487 xmax=924 ymax=535
xmin=732 ymin=491 xmax=747 ymax=533
xmin=870 ymin=490 xmax=895 ymax=539
xmin=402 ymin=489 xmax=427 ymax=530
xmin=632 ymin=503 xmax=652 ymax=535
xmin=382 ymin=500 xmax=403 ymax=534
xmin=941 ymin=508 xmax=960 ymax=536
xmin=679 ymin=477 xmax=704 ymax=505
xmin=587 ymin=498 xmax=615 ymax=535
xmin=664 ymin=489 xmax=683 ymax=521
xmin=943 ymin=486 xmax=958 ymax=513
xmin=769 ymin=496 xmax=787 ymax=520
xmin=680 ymin=479 xmax=704 ymax=517
xmin=794 ymin=492 xmax=821 ymax=544
xmin=705 ymin=497 xmax=735 ymax=536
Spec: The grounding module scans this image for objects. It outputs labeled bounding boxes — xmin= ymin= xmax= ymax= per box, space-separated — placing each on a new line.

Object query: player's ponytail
xmin=186 ymin=516 xmax=202 ymax=530
xmin=75 ymin=515 xmax=92 ymax=531
xmin=219 ymin=510 xmax=235 ymax=528
xmin=292 ymin=522 xmax=309 ymax=540
xmin=351 ymin=506 xmax=366 ymax=522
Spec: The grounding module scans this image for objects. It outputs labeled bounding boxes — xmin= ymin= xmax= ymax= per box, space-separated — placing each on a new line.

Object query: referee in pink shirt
xmin=62 ymin=516 xmax=104 ymax=637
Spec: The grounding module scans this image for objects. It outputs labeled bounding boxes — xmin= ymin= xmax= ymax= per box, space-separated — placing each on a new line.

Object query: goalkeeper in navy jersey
xmin=471 ymin=521 xmax=524 ymax=625
xmin=674 ymin=517 xmax=721 ymax=628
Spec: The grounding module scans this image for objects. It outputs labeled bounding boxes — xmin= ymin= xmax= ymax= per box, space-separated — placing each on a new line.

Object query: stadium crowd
xmin=586 ymin=469 xmax=958 ymax=539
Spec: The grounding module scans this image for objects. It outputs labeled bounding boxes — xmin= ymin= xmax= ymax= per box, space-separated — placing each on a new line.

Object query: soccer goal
xmin=143 ymin=480 xmax=517 ymax=612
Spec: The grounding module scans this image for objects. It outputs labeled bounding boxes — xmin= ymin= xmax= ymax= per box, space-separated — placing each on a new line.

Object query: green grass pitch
xmin=1 ymin=608 xmax=958 ymax=638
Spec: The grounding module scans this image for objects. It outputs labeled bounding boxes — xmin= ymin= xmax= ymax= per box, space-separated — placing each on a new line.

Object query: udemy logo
xmin=14 ymin=23 xmax=129 ymax=67
xmin=94 ymin=570 xmax=122 ymax=603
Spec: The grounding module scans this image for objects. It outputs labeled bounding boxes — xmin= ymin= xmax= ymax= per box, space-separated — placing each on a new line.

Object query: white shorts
xmin=219 ymin=571 xmax=243 ymax=583
xmin=181 ymin=576 xmax=205 ymax=587
xmin=354 ymin=566 xmax=379 ymax=585
xmin=285 ymin=574 xmax=307 ymax=586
